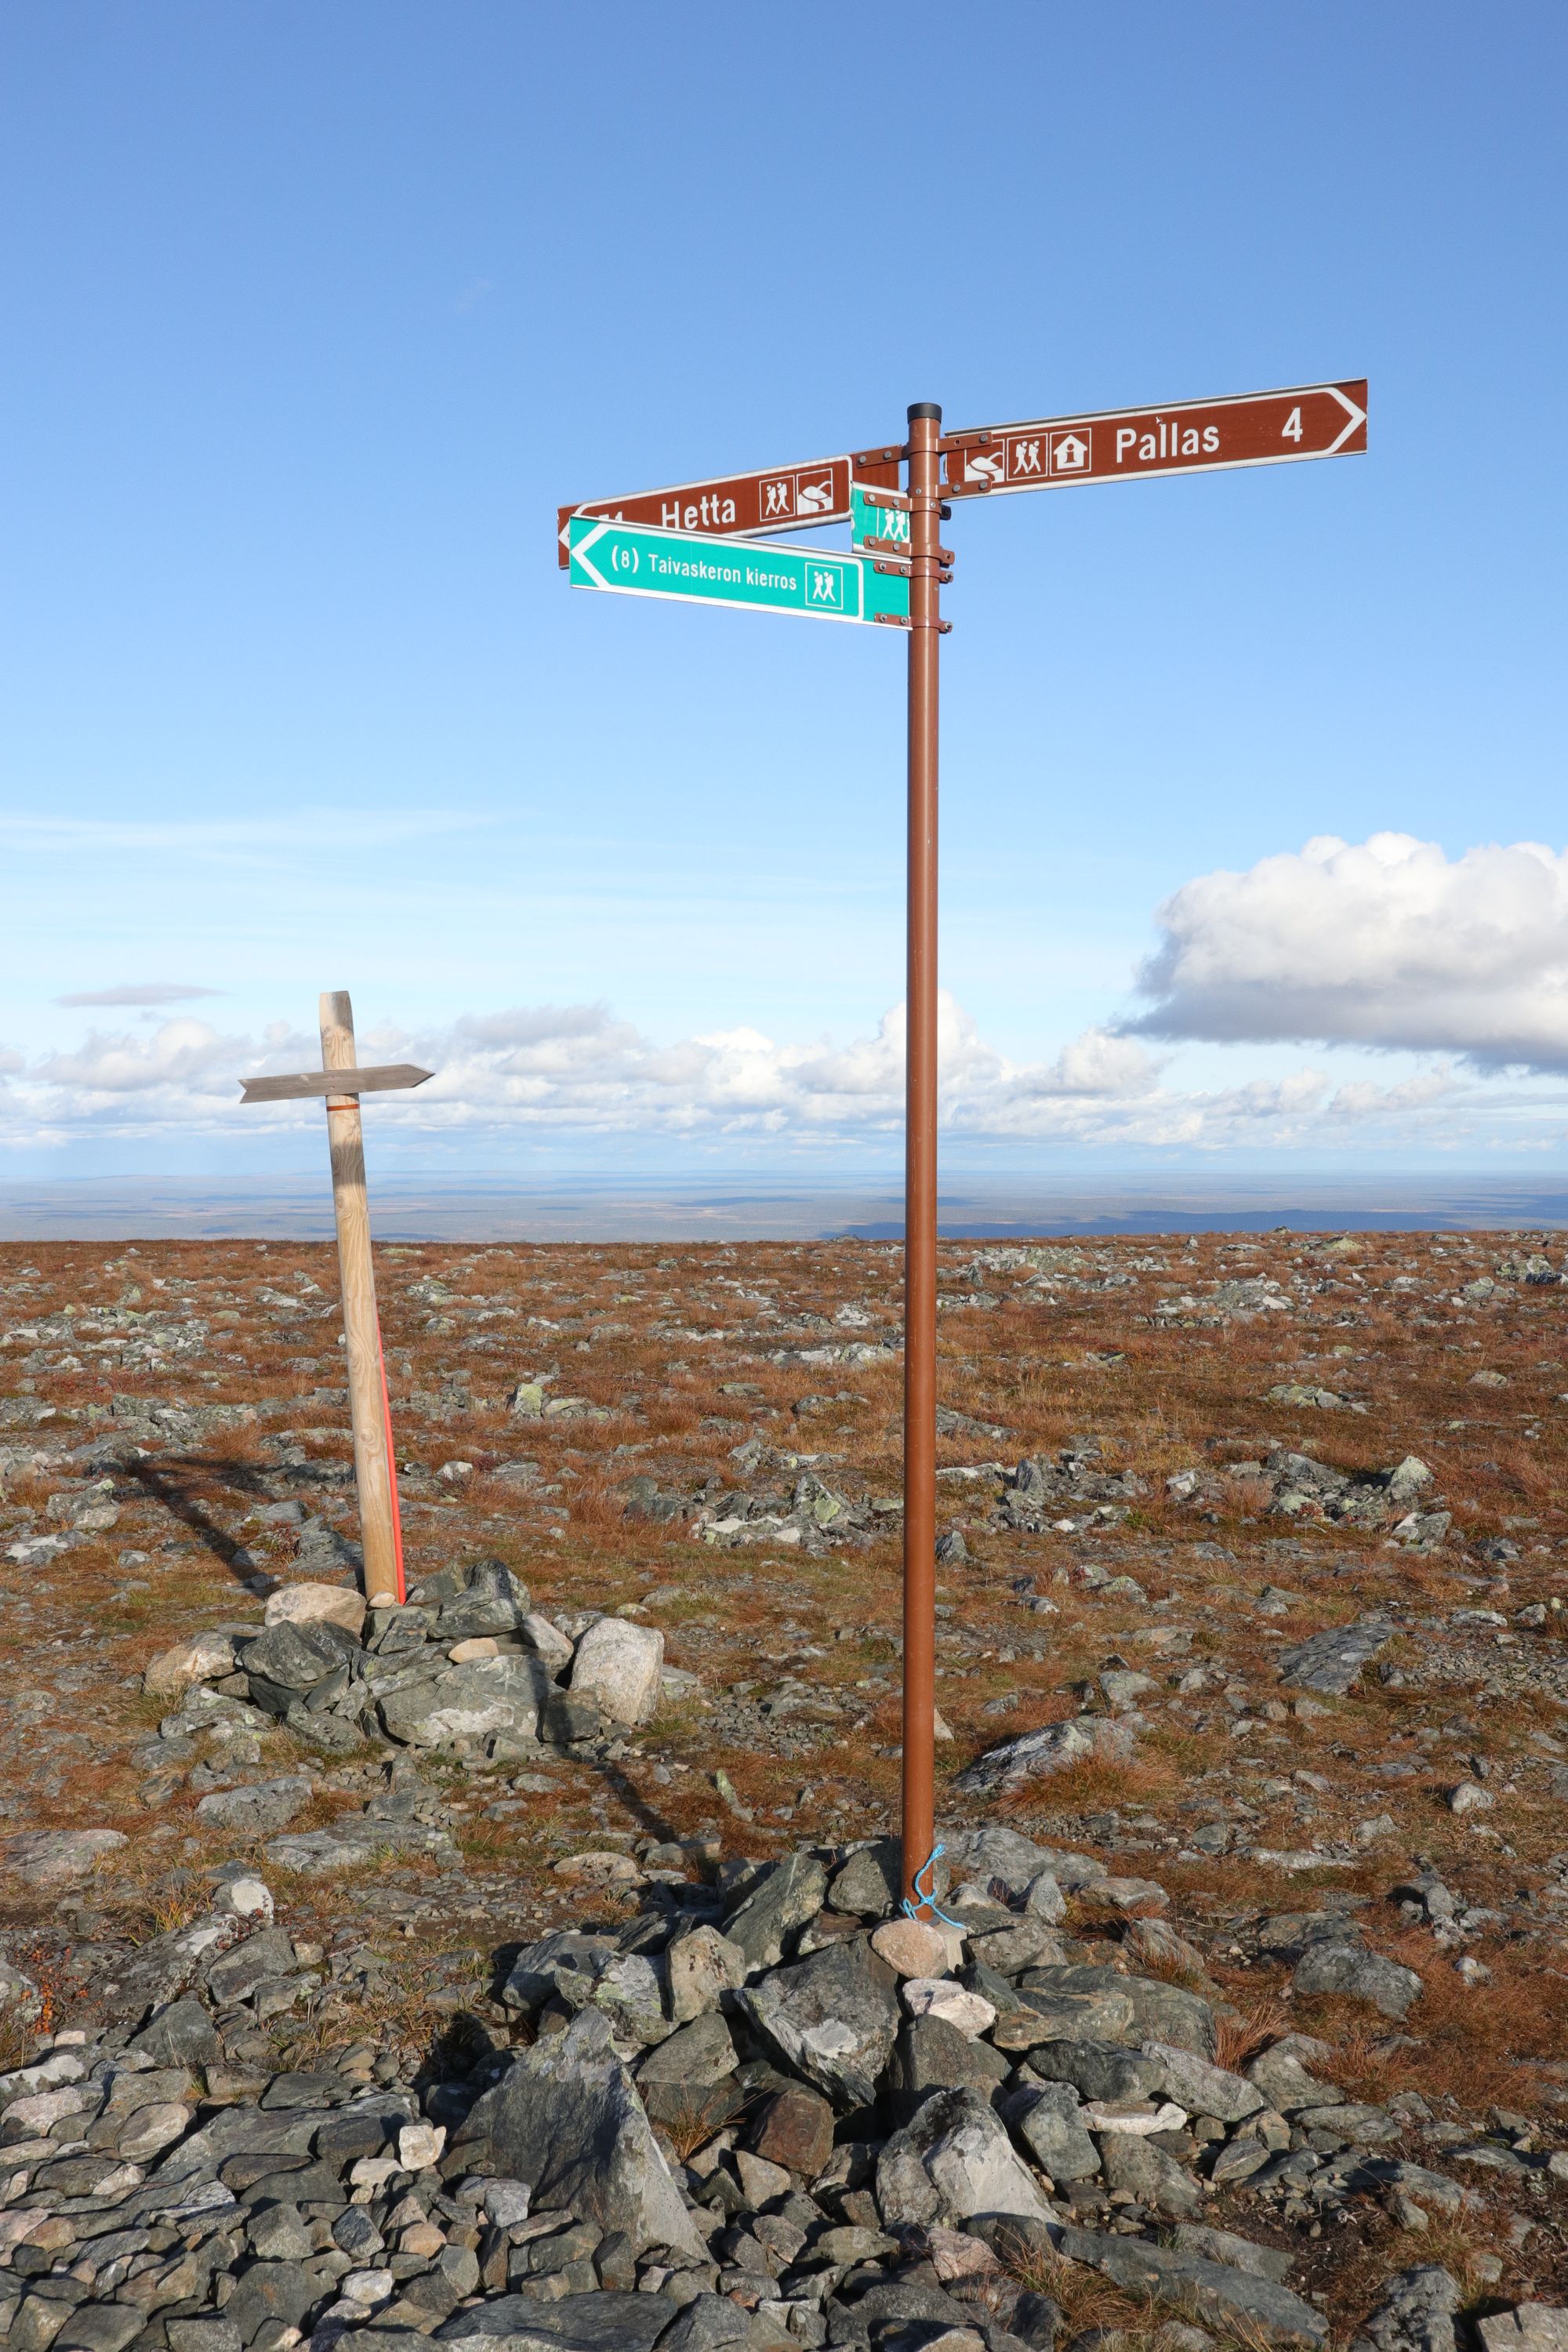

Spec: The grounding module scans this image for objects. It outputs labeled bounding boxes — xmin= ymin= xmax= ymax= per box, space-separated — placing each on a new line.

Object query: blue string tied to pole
xmin=901 ymin=1839 xmax=965 ymax=1929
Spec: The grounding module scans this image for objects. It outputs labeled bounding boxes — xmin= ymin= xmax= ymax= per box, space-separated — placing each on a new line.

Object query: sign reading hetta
xmin=566 ymin=514 xmax=910 ymax=627
xmin=555 ymin=445 xmax=904 ymax=566
xmin=942 ymin=379 xmax=1367 ymax=497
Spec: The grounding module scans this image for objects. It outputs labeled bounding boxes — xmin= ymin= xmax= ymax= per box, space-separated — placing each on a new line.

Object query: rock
xmin=663 ymin=1923 xmax=746 ymax=2024
xmin=967 ymin=1918 xmax=1069 ymax=1975
xmin=433 ymin=1559 xmax=535 ymax=1640
xmin=877 ymin=2085 xmax=1054 ymax=2229
xmin=2 ymin=1828 xmax=126 ymax=1889
xmin=654 ymin=2296 xmax=753 ymax=2351
xmin=943 ymin=1827 xmax=1104 ymax=1893
xmin=1247 ymin=2046 xmax=1345 ymax=2111
xmin=0 ymin=1959 xmax=41 ymax=2022
xmin=214 ymin=1871 xmax=275 ymax=1922
xmin=131 ymin=1994 xmax=220 ymax=2067
xmin=263 ymin=1581 xmax=367 ymax=1636
xmin=722 ymin=1851 xmax=829 ymax=1972
xmin=905 ymin=1979 xmax=996 ymax=2037
xmin=1007 ymin=2077 xmax=1101 ymax=2182
xmin=953 ymin=1715 xmax=1135 ymax=1796
xmin=1123 ymin=1917 xmax=1208 ymax=1980
xmin=223 ymin=2258 xmax=320 ymax=2345
xmin=739 ymin=1935 xmax=901 ymax=2109
xmin=436 ymin=2290 xmax=677 ymax=2350
xmin=1172 ymin=2226 xmax=1292 ymax=2283
xmin=1032 ymin=1967 xmax=1218 ymax=2060
xmin=887 ymin=2013 xmax=1011 ymax=2123
xmin=1143 ymin=2041 xmax=1265 ymax=2124
xmin=1292 ymin=1942 xmax=1423 ymax=2019
xmin=1278 ymin=1617 xmax=1392 ymax=1696
xmin=379 ymin=1653 xmax=552 ymax=1748
xmin=239 ymin=1617 xmax=358 ymax=1695
xmin=452 ymin=2005 xmax=701 ymax=2258
xmin=751 ymin=2085 xmax=835 ymax=2177
xmin=1477 ymin=2312 xmax=1568 ymax=2352
xmin=1449 ymin=1780 xmax=1494 ymax=1817
xmin=204 ymin=1922 xmax=300 ymax=2005
xmin=636 ymin=2012 xmax=736 ymax=2089
xmin=1352 ymin=2265 xmax=1462 ymax=2352
xmin=828 ymin=1838 xmax=906 ymax=1918
xmin=568 ymin=1617 xmax=665 ymax=1726
xmin=1098 ymin=2129 xmax=1203 ymax=2216
xmin=521 ymin=1613 xmax=576 ymax=1671
xmin=1028 ymin=2040 xmax=1164 ymax=2104
xmin=194 ymin=1775 xmax=314 ymax=1835
xmin=142 ymin=1630 xmax=237 ymax=1699
xmin=1055 ymin=2226 xmax=1327 ymax=2345
xmin=871 ymin=1917 xmax=955 ymax=1977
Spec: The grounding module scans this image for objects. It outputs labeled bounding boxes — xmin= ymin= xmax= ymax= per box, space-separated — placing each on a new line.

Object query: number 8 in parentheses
xmin=614 ymin=543 xmax=640 ymax=575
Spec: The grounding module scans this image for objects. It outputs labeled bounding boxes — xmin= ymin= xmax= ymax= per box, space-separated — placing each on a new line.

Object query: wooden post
xmin=320 ymin=990 xmax=401 ymax=1607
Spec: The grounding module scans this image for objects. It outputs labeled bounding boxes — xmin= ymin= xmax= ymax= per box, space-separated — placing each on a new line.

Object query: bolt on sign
xmin=559 ymin=374 xmax=1365 ymax=1918
xmin=240 ymin=994 xmax=433 ymax=1609
xmin=942 ymin=379 xmax=1367 ymax=497
xmin=567 ymin=515 xmax=910 ymax=627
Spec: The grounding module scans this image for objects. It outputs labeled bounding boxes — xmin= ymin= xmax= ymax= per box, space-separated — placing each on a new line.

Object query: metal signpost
xmin=240 ymin=993 xmax=434 ymax=1610
xmin=560 ymin=376 xmax=1366 ymax=1915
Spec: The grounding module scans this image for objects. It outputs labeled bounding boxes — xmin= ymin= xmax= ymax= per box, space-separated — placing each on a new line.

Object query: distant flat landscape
xmin=2 ymin=1168 xmax=1565 ymax=1240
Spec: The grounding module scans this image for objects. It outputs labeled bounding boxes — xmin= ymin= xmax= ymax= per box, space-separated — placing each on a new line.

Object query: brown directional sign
xmin=556 ymin=445 xmax=903 ymax=566
xmin=239 ymin=1063 xmax=433 ymax=1104
xmin=941 ymin=379 xmax=1367 ymax=499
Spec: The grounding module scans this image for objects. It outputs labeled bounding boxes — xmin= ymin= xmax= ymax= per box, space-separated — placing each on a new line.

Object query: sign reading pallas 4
xmin=942 ymin=379 xmax=1367 ymax=496
xmin=559 ymin=373 xmax=1366 ymax=1919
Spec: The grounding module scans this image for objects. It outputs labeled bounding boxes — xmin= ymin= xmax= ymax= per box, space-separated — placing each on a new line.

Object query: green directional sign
xmin=851 ymin=481 xmax=912 ymax=552
xmin=568 ymin=514 xmax=909 ymax=628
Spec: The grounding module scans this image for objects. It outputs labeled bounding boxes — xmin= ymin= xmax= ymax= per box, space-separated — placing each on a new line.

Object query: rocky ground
xmin=4 ymin=1229 xmax=1568 ymax=2352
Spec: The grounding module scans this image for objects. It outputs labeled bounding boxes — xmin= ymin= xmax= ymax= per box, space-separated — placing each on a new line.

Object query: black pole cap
xmin=908 ymin=401 xmax=942 ymax=422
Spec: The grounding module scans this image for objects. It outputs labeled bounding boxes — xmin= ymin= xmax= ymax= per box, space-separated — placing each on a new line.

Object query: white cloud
xmin=0 ymin=992 xmax=1504 ymax=1157
xmin=55 ymin=982 xmax=223 ymax=1008
xmin=1132 ymin=832 xmax=1568 ymax=1070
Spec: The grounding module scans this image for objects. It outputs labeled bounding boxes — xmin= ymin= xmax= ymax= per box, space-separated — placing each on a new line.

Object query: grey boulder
xmin=739 ymin=1936 xmax=900 ymax=2110
xmin=877 ymin=2084 xmax=1054 ymax=2229
xmin=1143 ymin=2038 xmax=1265 ymax=2123
xmin=436 ymin=2292 xmax=677 ymax=2351
xmin=379 ymin=1653 xmax=552 ymax=1748
xmin=953 ymin=1715 xmax=1134 ymax=1796
xmin=1098 ymin=2129 xmax=1203 ymax=2216
xmin=1006 ymin=2076 xmax=1101 ymax=2182
xmin=1056 ymin=2225 xmax=1327 ymax=2345
xmin=451 ymin=2005 xmax=700 ymax=2257
xmin=1277 ymin=1617 xmax=1392 ymax=1695
xmin=1292 ymin=1941 xmax=1423 ymax=2019
xmin=194 ymin=1776 xmax=314 ymax=1836
xmin=721 ymin=1849 xmax=828 ymax=1972
xmin=1351 ymin=2266 xmax=1462 ymax=2352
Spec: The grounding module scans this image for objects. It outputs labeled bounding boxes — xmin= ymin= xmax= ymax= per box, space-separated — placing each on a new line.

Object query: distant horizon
xmin=3 ymin=1165 xmax=1566 ymax=1243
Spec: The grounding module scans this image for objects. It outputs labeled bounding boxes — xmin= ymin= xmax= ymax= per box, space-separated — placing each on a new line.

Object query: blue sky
xmin=3 ymin=1 xmax=1566 ymax=1181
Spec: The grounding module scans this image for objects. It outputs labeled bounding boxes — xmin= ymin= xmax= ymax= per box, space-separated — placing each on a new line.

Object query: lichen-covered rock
xmin=877 ymin=2084 xmax=1054 ymax=2229
xmin=739 ymin=1935 xmax=899 ymax=2110
xmin=953 ymin=1715 xmax=1134 ymax=1795
xmin=568 ymin=1617 xmax=665 ymax=1726
xmin=452 ymin=2006 xmax=700 ymax=2258
xmin=142 ymin=1630 xmax=237 ymax=1699
xmin=377 ymin=1653 xmax=552 ymax=1748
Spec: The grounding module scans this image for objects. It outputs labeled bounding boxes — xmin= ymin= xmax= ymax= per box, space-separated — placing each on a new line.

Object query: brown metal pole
xmin=902 ymin=402 xmax=942 ymax=1914
xmin=320 ymin=990 xmax=401 ymax=1609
